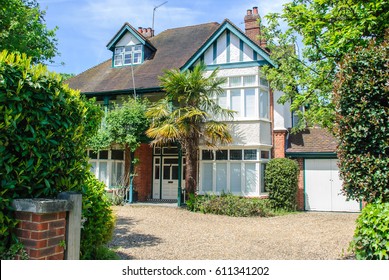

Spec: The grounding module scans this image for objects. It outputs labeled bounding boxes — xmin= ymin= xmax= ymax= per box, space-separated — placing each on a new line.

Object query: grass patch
xmin=186 ymin=193 xmax=292 ymax=217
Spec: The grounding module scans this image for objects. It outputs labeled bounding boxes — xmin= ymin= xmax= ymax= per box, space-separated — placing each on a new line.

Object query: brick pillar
xmin=296 ymin=158 xmax=305 ymax=211
xmin=12 ymin=198 xmax=71 ymax=260
xmin=273 ymin=129 xmax=287 ymax=158
xmin=133 ymin=143 xmax=153 ymax=201
xmin=14 ymin=211 xmax=66 ymax=260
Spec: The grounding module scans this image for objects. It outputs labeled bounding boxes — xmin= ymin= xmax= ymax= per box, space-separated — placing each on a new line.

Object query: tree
xmin=89 ymin=98 xmax=150 ymax=186
xmin=146 ymin=63 xmax=234 ymax=194
xmin=261 ymin=0 xmax=388 ymax=130
xmin=333 ymin=40 xmax=388 ymax=203
xmin=0 ymin=0 xmax=59 ymax=63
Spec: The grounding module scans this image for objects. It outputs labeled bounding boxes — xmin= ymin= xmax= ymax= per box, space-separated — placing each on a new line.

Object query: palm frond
xmin=204 ymin=120 xmax=233 ymax=145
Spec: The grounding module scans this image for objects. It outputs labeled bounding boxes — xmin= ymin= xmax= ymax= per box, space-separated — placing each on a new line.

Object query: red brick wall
xmin=273 ymin=130 xmax=287 ymax=158
xmin=133 ymin=143 xmax=153 ymax=201
xmin=14 ymin=212 xmax=66 ymax=260
xmin=296 ymin=158 xmax=305 ymax=210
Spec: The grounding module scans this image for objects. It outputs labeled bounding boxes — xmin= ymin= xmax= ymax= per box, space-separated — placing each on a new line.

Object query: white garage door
xmin=305 ymin=159 xmax=360 ymax=212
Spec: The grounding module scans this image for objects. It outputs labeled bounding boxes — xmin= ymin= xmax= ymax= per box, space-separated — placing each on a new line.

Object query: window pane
xmin=124 ymin=46 xmax=132 ymax=52
xmin=99 ymin=162 xmax=108 ymax=185
xmin=261 ymin=163 xmax=267 ymax=193
xmin=230 ymin=163 xmax=241 ymax=193
xmin=172 ymin=166 xmax=179 ymax=180
xmin=155 ymin=158 xmax=160 ymax=164
xmin=216 ymin=150 xmax=228 ymax=160
xmin=154 ymin=165 xmax=160 ymax=180
xmin=124 ymin=54 xmax=132 ymax=64
xmin=245 ymin=163 xmax=257 ymax=193
xmin=259 ymin=89 xmax=269 ymax=119
xmin=99 ymin=150 xmax=108 ymax=159
xmin=111 ymin=162 xmax=123 ymax=186
xmin=89 ymin=150 xmax=98 ymax=159
xmin=111 ymin=150 xmax=124 ymax=160
xmin=154 ymin=147 xmax=161 ymax=154
xmin=231 ymin=89 xmax=241 ymax=117
xmin=230 ymin=150 xmax=242 ymax=160
xmin=202 ymin=150 xmax=214 ymax=160
xmin=90 ymin=162 xmax=97 ymax=174
xmin=134 ymin=45 xmax=142 ymax=51
xmin=244 ymin=149 xmax=257 ymax=160
xmin=243 ymin=75 xmax=256 ymax=86
xmin=163 ymin=147 xmax=178 ymax=154
xmin=260 ymin=77 xmax=269 ymax=87
xmin=244 ymin=88 xmax=255 ymax=118
xmin=133 ymin=52 xmax=141 ymax=64
xmin=163 ymin=166 xmax=170 ymax=180
xmin=114 ymin=55 xmax=122 ymax=66
xmin=115 ymin=47 xmax=124 ymax=53
xmin=164 ymin=158 xmax=178 ymax=165
xmin=202 ymin=163 xmax=213 ymax=192
xmin=216 ymin=163 xmax=227 ymax=193
xmin=218 ymin=92 xmax=227 ymax=109
xmin=229 ymin=76 xmax=241 ymax=87
xmin=261 ymin=150 xmax=270 ymax=159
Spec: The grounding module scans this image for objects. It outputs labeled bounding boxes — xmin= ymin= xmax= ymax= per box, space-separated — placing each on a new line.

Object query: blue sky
xmin=39 ymin=0 xmax=289 ymax=75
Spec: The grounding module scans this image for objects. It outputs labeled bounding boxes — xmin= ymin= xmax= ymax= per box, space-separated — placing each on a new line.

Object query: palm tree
xmin=146 ymin=62 xmax=234 ymax=194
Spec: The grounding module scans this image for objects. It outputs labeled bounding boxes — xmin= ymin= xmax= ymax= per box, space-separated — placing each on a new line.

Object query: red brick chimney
xmin=244 ymin=6 xmax=266 ymax=49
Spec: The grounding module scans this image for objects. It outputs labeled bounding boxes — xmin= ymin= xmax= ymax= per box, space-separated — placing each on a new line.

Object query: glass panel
xmin=99 ymin=150 xmax=108 ymax=159
xmin=261 ymin=163 xmax=267 ymax=193
xmin=229 ymin=76 xmax=241 ymax=87
xmin=261 ymin=150 xmax=270 ymax=159
xmin=134 ymin=45 xmax=142 ymax=51
xmin=90 ymin=162 xmax=97 ymax=174
xmin=124 ymin=54 xmax=132 ymax=64
xmin=99 ymin=162 xmax=108 ymax=185
xmin=114 ymin=55 xmax=122 ymax=66
xmin=243 ymin=75 xmax=256 ymax=86
xmin=155 ymin=165 xmax=160 ymax=180
xmin=244 ymin=88 xmax=256 ymax=118
xmin=133 ymin=52 xmax=142 ymax=64
xmin=202 ymin=163 xmax=213 ymax=192
xmin=111 ymin=150 xmax=124 ymax=160
xmin=124 ymin=46 xmax=132 ymax=52
xmin=218 ymin=92 xmax=227 ymax=109
xmin=155 ymin=158 xmax=160 ymax=164
xmin=115 ymin=47 xmax=124 ymax=53
xmin=259 ymin=89 xmax=269 ymax=119
xmin=89 ymin=150 xmax=98 ymax=159
xmin=163 ymin=166 xmax=170 ymax=180
xmin=216 ymin=163 xmax=227 ymax=193
xmin=230 ymin=89 xmax=241 ymax=117
xmin=244 ymin=149 xmax=257 ymax=160
xmin=230 ymin=150 xmax=242 ymax=160
xmin=245 ymin=163 xmax=257 ymax=193
xmin=163 ymin=147 xmax=178 ymax=154
xmin=260 ymin=77 xmax=269 ymax=87
xmin=202 ymin=150 xmax=214 ymax=160
xmin=216 ymin=150 xmax=228 ymax=160
xmin=172 ymin=166 xmax=179 ymax=180
xmin=164 ymin=158 xmax=178 ymax=164
xmin=230 ymin=163 xmax=241 ymax=193
xmin=154 ymin=147 xmax=161 ymax=154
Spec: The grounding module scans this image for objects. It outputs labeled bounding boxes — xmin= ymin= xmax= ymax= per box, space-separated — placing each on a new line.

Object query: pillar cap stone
xmin=12 ymin=198 xmax=71 ymax=213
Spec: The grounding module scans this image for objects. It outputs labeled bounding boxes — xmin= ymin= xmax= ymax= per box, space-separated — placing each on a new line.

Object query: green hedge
xmin=0 ymin=51 xmax=105 ymax=258
xmin=349 ymin=202 xmax=389 ymax=260
xmin=264 ymin=158 xmax=299 ymax=211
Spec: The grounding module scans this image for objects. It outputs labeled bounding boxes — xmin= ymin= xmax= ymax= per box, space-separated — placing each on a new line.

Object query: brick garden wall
xmin=134 ymin=143 xmax=153 ymax=201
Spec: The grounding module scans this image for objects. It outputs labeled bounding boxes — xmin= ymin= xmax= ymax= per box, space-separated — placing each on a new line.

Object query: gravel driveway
xmin=109 ymin=205 xmax=359 ymax=260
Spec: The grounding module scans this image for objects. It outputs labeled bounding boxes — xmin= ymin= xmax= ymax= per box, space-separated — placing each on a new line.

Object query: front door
xmin=162 ymin=157 xmax=179 ymax=199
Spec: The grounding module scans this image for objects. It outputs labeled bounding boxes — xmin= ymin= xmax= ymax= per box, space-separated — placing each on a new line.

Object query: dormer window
xmin=114 ymin=45 xmax=143 ymax=67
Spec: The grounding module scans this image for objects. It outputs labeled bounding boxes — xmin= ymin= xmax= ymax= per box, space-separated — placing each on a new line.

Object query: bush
xmin=78 ymin=173 xmax=116 ymax=260
xmin=349 ymin=202 xmax=389 ymax=260
xmin=0 ymin=51 xmax=103 ymax=257
xmin=334 ymin=41 xmax=389 ymax=203
xmin=264 ymin=158 xmax=299 ymax=211
xmin=186 ymin=193 xmax=273 ymax=217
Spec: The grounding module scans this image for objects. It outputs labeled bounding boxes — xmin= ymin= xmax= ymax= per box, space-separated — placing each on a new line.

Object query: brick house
xmin=67 ymin=7 xmax=360 ymax=212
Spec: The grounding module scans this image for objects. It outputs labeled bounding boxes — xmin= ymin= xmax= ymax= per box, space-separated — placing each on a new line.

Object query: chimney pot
xmin=138 ymin=27 xmax=143 ymax=33
xmin=247 ymin=9 xmax=252 ymax=16
xmin=253 ymin=7 xmax=258 ymax=15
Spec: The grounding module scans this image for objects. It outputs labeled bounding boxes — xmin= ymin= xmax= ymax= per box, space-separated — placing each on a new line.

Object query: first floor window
xmin=89 ymin=149 xmax=125 ymax=187
xmin=114 ymin=45 xmax=143 ymax=66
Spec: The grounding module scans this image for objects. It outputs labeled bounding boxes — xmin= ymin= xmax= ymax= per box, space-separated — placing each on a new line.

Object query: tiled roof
xmin=286 ymin=127 xmax=338 ymax=153
xmin=67 ymin=22 xmax=220 ymax=94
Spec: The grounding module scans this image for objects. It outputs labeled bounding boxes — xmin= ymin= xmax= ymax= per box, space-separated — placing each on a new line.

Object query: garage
xmin=304 ymin=159 xmax=360 ymax=212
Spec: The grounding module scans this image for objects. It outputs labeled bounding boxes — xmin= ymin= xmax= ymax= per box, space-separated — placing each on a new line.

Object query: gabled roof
xmin=67 ymin=22 xmax=220 ymax=95
xmin=106 ymin=23 xmax=156 ymax=52
xmin=286 ymin=127 xmax=338 ymax=154
xmin=181 ymin=19 xmax=274 ymax=71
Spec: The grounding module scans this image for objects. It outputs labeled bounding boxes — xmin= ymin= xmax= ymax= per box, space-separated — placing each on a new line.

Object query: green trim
xmin=159 ymin=154 xmax=163 ymax=200
xmin=239 ymin=39 xmax=244 ymax=61
xmin=286 ymin=152 xmax=337 ymax=159
xmin=226 ymin=30 xmax=230 ymax=63
xmin=181 ymin=20 xmax=275 ymax=71
xmin=253 ymin=51 xmax=258 ymax=61
xmin=83 ymin=87 xmax=163 ymax=97
xmin=206 ymin=60 xmax=269 ymax=71
xmin=213 ymin=42 xmax=217 ymax=64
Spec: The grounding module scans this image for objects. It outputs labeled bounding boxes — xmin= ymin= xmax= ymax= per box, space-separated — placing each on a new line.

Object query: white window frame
xmin=114 ymin=45 xmax=143 ymax=67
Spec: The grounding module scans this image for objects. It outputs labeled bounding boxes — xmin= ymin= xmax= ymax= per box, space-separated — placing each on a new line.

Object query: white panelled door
xmin=305 ymin=159 xmax=360 ymax=212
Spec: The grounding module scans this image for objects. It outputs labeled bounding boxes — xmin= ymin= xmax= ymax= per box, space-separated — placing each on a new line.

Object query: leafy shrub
xmin=349 ymin=202 xmax=389 ymax=260
xmin=334 ymin=41 xmax=389 ymax=203
xmin=264 ymin=158 xmax=299 ymax=211
xmin=186 ymin=193 xmax=273 ymax=217
xmin=0 ymin=51 xmax=103 ymax=257
xmin=94 ymin=245 xmax=121 ymax=260
xmin=79 ymin=173 xmax=116 ymax=260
